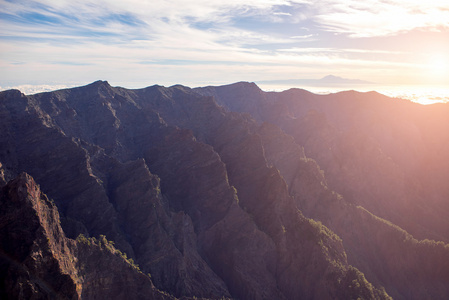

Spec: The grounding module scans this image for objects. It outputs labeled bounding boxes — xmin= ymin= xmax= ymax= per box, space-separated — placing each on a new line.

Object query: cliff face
xmin=0 ymin=85 xmax=229 ymax=299
xmin=0 ymin=173 xmax=79 ymax=300
xmin=0 ymin=172 xmax=171 ymax=300
xmin=1 ymin=80 xmax=448 ymax=299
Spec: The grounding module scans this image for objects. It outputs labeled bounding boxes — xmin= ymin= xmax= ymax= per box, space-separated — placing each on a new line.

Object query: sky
xmin=1 ymin=0 xmax=449 ymax=96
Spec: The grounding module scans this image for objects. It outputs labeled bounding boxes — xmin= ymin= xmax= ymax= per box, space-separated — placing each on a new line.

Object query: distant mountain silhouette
xmin=257 ymin=75 xmax=374 ymax=86
xmin=319 ymin=74 xmax=373 ymax=84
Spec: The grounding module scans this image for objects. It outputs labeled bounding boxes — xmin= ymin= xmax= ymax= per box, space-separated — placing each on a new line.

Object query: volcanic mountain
xmin=1 ymin=81 xmax=448 ymax=299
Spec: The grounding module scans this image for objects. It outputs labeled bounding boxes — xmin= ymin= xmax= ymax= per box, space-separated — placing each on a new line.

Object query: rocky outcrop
xmin=91 ymin=153 xmax=230 ymax=298
xmin=0 ymin=162 xmax=11 ymax=187
xmin=0 ymin=173 xmax=79 ymax=300
xmin=74 ymin=234 xmax=174 ymax=300
xmin=0 ymin=173 xmax=172 ymax=300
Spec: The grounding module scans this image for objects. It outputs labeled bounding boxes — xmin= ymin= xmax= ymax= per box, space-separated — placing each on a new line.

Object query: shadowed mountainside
xmin=1 ymin=80 xmax=448 ymax=299
xmin=0 ymin=172 xmax=173 ymax=300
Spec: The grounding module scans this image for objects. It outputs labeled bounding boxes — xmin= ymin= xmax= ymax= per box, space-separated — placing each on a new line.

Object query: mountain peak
xmin=72 ymin=80 xmax=114 ymax=97
xmin=321 ymin=75 xmax=341 ymax=81
xmin=70 ymin=80 xmax=109 ymax=90
xmin=0 ymin=89 xmax=25 ymax=99
xmin=233 ymin=81 xmax=260 ymax=89
xmin=86 ymin=80 xmax=111 ymax=89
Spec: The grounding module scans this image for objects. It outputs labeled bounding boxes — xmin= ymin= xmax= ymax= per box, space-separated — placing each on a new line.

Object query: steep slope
xmin=196 ymin=83 xmax=449 ymax=242
xmin=0 ymin=172 xmax=172 ymax=300
xmin=0 ymin=82 xmax=390 ymax=299
xmin=0 ymin=86 xmax=229 ymax=298
xmin=0 ymin=172 xmax=79 ymax=300
xmin=132 ymin=85 xmax=390 ymax=299
xmin=195 ymin=82 xmax=449 ymax=299
xmin=256 ymin=122 xmax=449 ymax=299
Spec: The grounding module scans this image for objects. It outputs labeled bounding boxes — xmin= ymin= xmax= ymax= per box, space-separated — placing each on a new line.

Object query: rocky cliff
xmin=0 ymin=172 xmax=172 ymax=300
xmin=1 ymin=80 xmax=448 ymax=299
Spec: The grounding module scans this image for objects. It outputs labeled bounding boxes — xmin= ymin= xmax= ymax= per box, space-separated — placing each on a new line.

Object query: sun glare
xmin=428 ymin=54 xmax=449 ymax=78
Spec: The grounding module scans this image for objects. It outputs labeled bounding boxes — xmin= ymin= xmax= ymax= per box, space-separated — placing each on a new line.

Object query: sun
xmin=427 ymin=53 xmax=449 ymax=78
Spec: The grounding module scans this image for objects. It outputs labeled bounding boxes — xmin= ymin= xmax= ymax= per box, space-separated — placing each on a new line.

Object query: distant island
xmin=257 ymin=75 xmax=374 ymax=86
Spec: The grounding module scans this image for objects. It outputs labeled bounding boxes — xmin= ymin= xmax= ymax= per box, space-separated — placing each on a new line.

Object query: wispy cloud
xmin=2 ymin=1 xmax=448 ymax=44
xmin=310 ymin=0 xmax=449 ymax=37
xmin=1 ymin=0 xmax=448 ymax=88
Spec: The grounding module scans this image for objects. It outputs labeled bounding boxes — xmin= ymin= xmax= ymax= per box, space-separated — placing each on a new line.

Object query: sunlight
xmin=428 ymin=53 xmax=449 ymax=78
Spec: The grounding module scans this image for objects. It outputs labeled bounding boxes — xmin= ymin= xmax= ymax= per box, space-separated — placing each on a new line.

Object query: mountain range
xmin=1 ymin=81 xmax=448 ymax=299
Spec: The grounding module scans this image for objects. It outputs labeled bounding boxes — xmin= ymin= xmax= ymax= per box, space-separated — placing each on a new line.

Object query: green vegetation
xmin=308 ymin=218 xmax=342 ymax=243
xmin=281 ymin=224 xmax=287 ymax=234
xmin=338 ymin=266 xmax=392 ymax=300
xmin=231 ymin=186 xmax=239 ymax=204
xmin=76 ymin=234 xmax=140 ymax=271
xmin=76 ymin=233 xmax=90 ymax=244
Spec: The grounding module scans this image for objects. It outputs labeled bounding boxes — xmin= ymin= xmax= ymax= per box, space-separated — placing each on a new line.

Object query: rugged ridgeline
xmin=0 ymin=81 xmax=446 ymax=299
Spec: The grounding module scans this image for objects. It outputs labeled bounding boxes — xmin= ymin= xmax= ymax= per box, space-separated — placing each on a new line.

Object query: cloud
xmin=3 ymin=1 xmax=447 ymax=52
xmin=0 ymin=1 xmax=150 ymax=43
xmin=1 ymin=1 xmax=313 ymax=42
xmin=290 ymin=34 xmax=315 ymax=39
xmin=310 ymin=0 xmax=449 ymax=37
xmin=1 ymin=0 xmax=448 ymax=88
xmin=0 ymin=1 xmax=305 ymax=65
xmin=0 ymin=83 xmax=75 ymax=95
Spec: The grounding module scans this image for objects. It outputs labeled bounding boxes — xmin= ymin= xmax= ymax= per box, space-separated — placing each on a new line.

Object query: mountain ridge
xmin=1 ymin=81 xmax=448 ymax=299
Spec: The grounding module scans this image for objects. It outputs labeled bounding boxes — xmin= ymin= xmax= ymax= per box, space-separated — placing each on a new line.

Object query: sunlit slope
xmin=197 ymin=82 xmax=449 ymax=242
